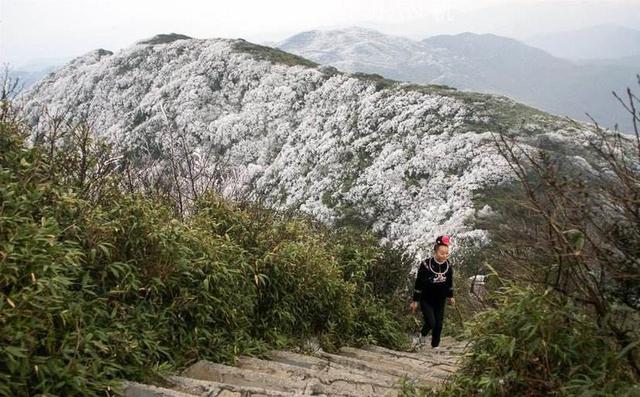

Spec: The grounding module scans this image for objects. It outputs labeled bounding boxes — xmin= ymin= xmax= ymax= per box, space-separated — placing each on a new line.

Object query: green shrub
xmin=0 ymin=119 xmax=412 ymax=396
xmin=351 ymin=72 xmax=397 ymax=91
xmin=430 ymin=284 xmax=639 ymax=397
xmin=190 ymin=194 xmax=412 ymax=348
xmin=233 ymin=40 xmax=318 ymax=68
xmin=138 ymin=33 xmax=192 ymax=46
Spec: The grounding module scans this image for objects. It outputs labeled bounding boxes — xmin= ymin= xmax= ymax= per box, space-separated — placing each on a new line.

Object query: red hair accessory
xmin=436 ymin=235 xmax=450 ymax=246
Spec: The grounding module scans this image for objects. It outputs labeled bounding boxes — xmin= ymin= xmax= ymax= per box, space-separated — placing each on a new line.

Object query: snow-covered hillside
xmin=19 ymin=34 xmax=594 ymax=257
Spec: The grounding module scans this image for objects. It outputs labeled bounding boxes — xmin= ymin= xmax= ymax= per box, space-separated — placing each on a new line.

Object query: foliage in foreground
xmin=409 ymin=79 xmax=640 ymax=397
xmin=402 ymin=283 xmax=640 ymax=397
xmin=0 ymin=120 xmax=413 ymax=396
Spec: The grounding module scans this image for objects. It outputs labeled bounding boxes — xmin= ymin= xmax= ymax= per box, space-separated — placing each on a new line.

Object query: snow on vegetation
xmin=19 ymin=35 xmax=593 ymax=257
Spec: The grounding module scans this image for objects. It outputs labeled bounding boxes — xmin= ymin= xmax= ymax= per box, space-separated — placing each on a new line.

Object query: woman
xmin=410 ymin=235 xmax=455 ymax=348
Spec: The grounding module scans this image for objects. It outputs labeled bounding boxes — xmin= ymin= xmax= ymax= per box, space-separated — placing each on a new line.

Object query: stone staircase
xmin=123 ymin=336 xmax=466 ymax=397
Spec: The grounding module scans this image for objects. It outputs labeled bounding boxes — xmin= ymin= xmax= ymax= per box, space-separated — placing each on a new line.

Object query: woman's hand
xmin=447 ymin=297 xmax=455 ymax=306
xmin=410 ymin=301 xmax=418 ymax=314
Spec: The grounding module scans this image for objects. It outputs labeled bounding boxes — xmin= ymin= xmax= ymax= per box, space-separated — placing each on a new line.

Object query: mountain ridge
xmin=278 ymin=27 xmax=638 ymax=133
xmin=19 ymin=34 xmax=599 ymax=256
xmin=525 ymin=23 xmax=640 ymax=60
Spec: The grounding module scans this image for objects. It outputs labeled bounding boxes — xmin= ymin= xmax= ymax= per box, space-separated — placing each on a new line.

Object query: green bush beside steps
xmin=401 ymin=280 xmax=640 ymax=397
xmin=0 ymin=121 xmax=413 ymax=396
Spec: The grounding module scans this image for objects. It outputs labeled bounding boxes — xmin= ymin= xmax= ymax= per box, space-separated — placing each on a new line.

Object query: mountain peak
xmin=65 ymin=48 xmax=114 ymax=68
xmin=137 ymin=33 xmax=193 ymax=46
xmin=334 ymin=26 xmax=385 ymax=35
xmin=423 ymin=32 xmax=525 ymax=47
xmin=278 ymin=26 xmax=405 ymax=48
xmin=277 ymin=27 xmax=423 ymax=69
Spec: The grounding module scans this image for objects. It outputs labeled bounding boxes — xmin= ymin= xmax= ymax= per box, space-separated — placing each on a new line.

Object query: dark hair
xmin=434 ymin=243 xmax=449 ymax=251
xmin=433 ymin=235 xmax=450 ymax=251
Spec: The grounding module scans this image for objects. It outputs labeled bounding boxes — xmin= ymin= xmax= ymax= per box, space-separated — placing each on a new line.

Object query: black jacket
xmin=412 ymin=257 xmax=454 ymax=302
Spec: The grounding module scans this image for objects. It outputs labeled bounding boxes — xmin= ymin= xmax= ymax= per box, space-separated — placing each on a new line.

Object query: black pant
xmin=420 ymin=298 xmax=446 ymax=347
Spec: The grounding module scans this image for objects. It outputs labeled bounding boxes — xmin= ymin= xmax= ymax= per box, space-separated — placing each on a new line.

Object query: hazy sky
xmin=1 ymin=0 xmax=639 ymax=68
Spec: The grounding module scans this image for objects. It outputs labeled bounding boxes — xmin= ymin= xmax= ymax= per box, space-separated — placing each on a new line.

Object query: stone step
xmin=434 ymin=336 xmax=467 ymax=349
xmin=182 ymin=361 xmax=309 ymax=394
xmin=363 ymin=345 xmax=459 ymax=372
xmin=266 ymin=350 xmax=401 ymax=386
xmin=339 ymin=347 xmax=452 ymax=380
xmin=379 ymin=342 xmax=464 ymax=358
xmin=122 ymin=339 xmax=466 ymax=395
xmin=236 ymin=355 xmax=399 ymax=397
xmin=182 ymin=360 xmax=386 ymax=396
xmin=316 ymin=350 xmax=444 ymax=387
xmin=167 ymin=375 xmax=295 ymax=397
xmin=123 ymin=382 xmax=197 ymax=397
xmin=414 ymin=336 xmax=468 ymax=355
xmin=265 ymin=350 xmax=334 ymax=371
xmin=337 ymin=347 xmax=453 ymax=380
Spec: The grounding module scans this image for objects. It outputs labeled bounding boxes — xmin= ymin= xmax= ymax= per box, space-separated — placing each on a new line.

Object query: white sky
xmin=1 ymin=0 xmax=638 ymax=68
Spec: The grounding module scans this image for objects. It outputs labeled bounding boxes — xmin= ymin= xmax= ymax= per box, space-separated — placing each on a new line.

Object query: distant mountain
xmin=6 ymin=58 xmax=69 ymax=91
xmin=373 ymin=1 xmax=640 ymax=41
xmin=420 ymin=33 xmax=574 ymax=94
xmin=586 ymin=53 xmax=640 ymax=68
xmin=18 ymin=34 xmax=601 ymax=255
xmin=278 ymin=27 xmax=428 ymax=77
xmin=278 ymin=28 xmax=639 ymax=132
xmin=14 ymin=57 xmax=69 ymax=71
xmin=526 ymin=24 xmax=640 ymax=60
xmin=9 ymin=67 xmax=59 ymax=91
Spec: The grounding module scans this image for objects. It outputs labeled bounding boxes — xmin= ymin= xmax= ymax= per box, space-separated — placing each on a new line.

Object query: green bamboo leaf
xmin=617 ymin=340 xmax=640 ymax=360
xmin=4 ymin=346 xmax=27 ymax=358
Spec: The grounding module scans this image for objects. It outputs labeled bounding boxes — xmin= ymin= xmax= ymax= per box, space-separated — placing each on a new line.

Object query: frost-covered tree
xmin=19 ymin=34 xmax=600 ymax=259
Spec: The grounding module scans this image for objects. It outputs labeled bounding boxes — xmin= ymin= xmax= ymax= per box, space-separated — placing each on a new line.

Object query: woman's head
xmin=434 ymin=235 xmax=450 ymax=262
